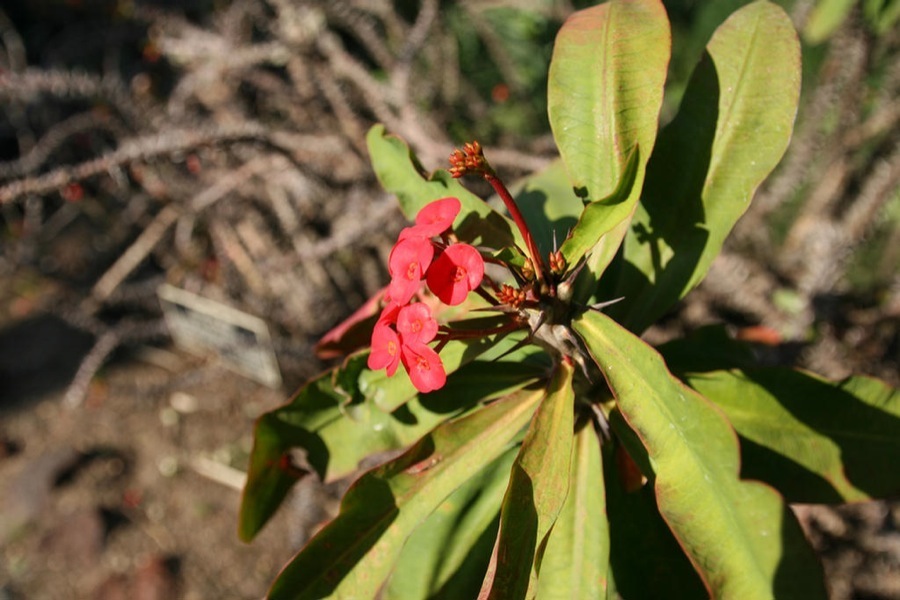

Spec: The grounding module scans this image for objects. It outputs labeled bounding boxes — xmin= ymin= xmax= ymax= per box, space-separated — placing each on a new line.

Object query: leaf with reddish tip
xmin=550 ymin=0 xmax=670 ymax=285
xmin=574 ymin=310 xmax=826 ymax=599
xmin=480 ymin=361 xmax=575 ymax=600
xmin=267 ymin=386 xmax=545 ymax=600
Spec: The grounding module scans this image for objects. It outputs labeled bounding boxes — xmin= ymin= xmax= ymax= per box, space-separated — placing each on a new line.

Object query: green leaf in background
xmin=383 ymin=447 xmax=517 ymax=600
xmin=548 ymin=0 xmax=669 ymax=279
xmin=686 ymin=368 xmax=900 ymax=503
xmin=536 ymin=419 xmax=609 ymax=599
xmin=268 ymin=386 xmax=545 ymax=600
xmin=804 ymin=0 xmax=856 ymax=43
xmin=481 ymin=361 xmax=575 ymax=600
xmin=366 ymin=124 xmax=522 ymax=248
xmin=609 ymin=0 xmax=801 ymax=334
xmin=574 ymin=310 xmax=826 ymax=599
xmin=864 ymin=0 xmax=900 ymax=34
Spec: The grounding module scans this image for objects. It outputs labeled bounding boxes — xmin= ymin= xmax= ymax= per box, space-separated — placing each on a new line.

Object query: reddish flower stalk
xmin=449 ymin=142 xmax=547 ymax=286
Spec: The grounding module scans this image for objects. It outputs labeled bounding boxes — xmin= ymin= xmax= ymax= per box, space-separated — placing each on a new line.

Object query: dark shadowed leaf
xmin=686 ymin=368 xmax=900 ymax=503
xmin=602 ymin=430 xmax=707 ymax=599
xmin=382 ymin=448 xmax=516 ymax=599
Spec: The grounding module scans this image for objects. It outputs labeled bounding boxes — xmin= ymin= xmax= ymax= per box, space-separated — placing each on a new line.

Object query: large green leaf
xmin=609 ymin=0 xmax=801 ymax=333
xmin=549 ymin=0 xmax=669 ymax=278
xmin=574 ymin=311 xmax=826 ymax=599
xmin=382 ymin=448 xmax=516 ymax=600
xmin=366 ymin=124 xmax=522 ymax=248
xmin=686 ymin=368 xmax=900 ymax=503
xmin=268 ymin=386 xmax=545 ymax=599
xmin=480 ymin=361 xmax=575 ymax=600
xmin=536 ymin=420 xmax=609 ymax=599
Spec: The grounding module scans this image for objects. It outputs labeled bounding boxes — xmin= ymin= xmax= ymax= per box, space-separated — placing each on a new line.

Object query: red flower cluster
xmin=368 ymin=197 xmax=485 ymax=393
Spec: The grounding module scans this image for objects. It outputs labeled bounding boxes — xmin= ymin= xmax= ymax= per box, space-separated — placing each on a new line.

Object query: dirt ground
xmin=0 ymin=321 xmax=306 ymax=599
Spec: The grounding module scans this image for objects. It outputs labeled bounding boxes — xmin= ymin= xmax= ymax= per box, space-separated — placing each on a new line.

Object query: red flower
xmin=426 ymin=243 xmax=484 ymax=305
xmin=401 ymin=197 xmax=461 ymax=239
xmin=401 ymin=341 xmax=446 ymax=393
xmin=396 ymin=302 xmax=438 ymax=344
xmin=367 ymin=324 xmax=402 ymax=376
xmin=388 ymin=236 xmax=434 ymax=305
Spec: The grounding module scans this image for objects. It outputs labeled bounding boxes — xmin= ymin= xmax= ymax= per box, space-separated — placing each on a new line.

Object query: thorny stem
xmin=437 ymin=318 xmax=524 ymax=341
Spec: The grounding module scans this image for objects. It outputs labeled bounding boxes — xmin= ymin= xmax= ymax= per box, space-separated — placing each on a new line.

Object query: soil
xmin=0 ymin=321 xmax=307 ymax=599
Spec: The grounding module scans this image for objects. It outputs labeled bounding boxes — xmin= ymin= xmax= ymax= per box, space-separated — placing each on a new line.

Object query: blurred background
xmin=0 ymin=0 xmax=897 ymax=598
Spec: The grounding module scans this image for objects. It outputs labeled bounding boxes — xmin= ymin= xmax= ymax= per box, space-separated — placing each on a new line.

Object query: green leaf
xmin=548 ymin=0 xmax=670 ymax=279
xmin=366 ymin=124 xmax=522 ymax=248
xmin=536 ymin=420 xmax=609 ymax=599
xmin=267 ymin=386 xmax=545 ymax=599
xmin=574 ymin=311 xmax=826 ymax=599
xmin=610 ymin=0 xmax=801 ymax=333
xmin=864 ymin=0 xmax=900 ymax=34
xmin=481 ymin=361 xmax=575 ymax=600
xmin=383 ymin=448 xmax=516 ymax=600
xmin=558 ymin=145 xmax=640 ymax=280
xmin=804 ymin=0 xmax=855 ymax=44
xmin=685 ymin=368 xmax=900 ymax=503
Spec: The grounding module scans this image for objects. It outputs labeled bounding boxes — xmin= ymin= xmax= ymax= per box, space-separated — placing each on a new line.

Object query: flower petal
xmin=413 ymin=197 xmax=461 ymax=237
xmin=388 ymin=237 xmax=434 ymax=304
xmin=400 ymin=342 xmax=447 ymax=393
xmin=426 ymin=243 xmax=485 ymax=305
xmin=396 ymin=302 xmax=438 ymax=344
xmin=368 ymin=324 xmax=401 ymax=376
